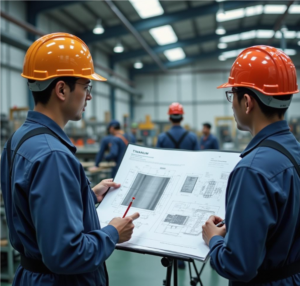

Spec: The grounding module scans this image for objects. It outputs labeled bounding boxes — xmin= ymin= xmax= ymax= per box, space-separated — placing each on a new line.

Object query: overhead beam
xmin=78 ymin=1 xmax=257 ymax=44
xmin=132 ymin=44 xmax=300 ymax=75
xmin=27 ymin=1 xmax=79 ymax=15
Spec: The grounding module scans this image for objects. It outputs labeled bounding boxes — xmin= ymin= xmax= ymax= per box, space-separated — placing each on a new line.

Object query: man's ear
xmin=55 ymin=81 xmax=67 ymax=101
xmin=244 ymin=94 xmax=254 ymax=114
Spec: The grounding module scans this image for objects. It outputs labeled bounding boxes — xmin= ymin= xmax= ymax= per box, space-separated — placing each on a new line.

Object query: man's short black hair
xmin=203 ymin=123 xmax=211 ymax=129
xmin=170 ymin=115 xmax=183 ymax=123
xmin=29 ymin=77 xmax=77 ymax=105
xmin=235 ymin=87 xmax=292 ymax=118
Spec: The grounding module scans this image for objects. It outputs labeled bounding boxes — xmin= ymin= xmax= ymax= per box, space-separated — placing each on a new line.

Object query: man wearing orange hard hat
xmin=202 ymin=46 xmax=300 ymax=285
xmin=1 ymin=33 xmax=139 ymax=286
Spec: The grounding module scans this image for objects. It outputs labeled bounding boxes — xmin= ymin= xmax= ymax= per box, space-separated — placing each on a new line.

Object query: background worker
xmin=199 ymin=122 xmax=219 ymax=150
xmin=157 ymin=102 xmax=199 ymax=269
xmin=90 ymin=120 xmax=135 ymax=176
xmin=156 ymin=102 xmax=200 ymax=151
xmin=202 ymin=45 xmax=300 ymax=285
xmin=1 ymin=32 xmax=139 ymax=286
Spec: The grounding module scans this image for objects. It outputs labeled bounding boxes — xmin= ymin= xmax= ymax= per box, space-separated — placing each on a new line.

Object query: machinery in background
xmin=139 ymin=115 xmax=156 ymax=146
xmin=215 ymin=116 xmax=236 ymax=151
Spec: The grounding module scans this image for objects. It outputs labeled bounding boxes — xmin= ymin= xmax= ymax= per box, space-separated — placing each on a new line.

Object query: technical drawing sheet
xmin=97 ymin=144 xmax=241 ymax=261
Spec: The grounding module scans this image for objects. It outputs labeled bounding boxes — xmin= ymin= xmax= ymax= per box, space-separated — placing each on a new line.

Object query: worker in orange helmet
xmin=202 ymin=46 xmax=300 ymax=285
xmin=1 ymin=33 xmax=139 ymax=286
xmin=156 ymin=102 xmax=200 ymax=151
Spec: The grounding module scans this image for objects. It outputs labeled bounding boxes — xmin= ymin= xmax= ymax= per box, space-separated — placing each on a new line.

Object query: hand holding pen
xmin=202 ymin=216 xmax=226 ymax=246
xmin=108 ymin=197 xmax=140 ymax=243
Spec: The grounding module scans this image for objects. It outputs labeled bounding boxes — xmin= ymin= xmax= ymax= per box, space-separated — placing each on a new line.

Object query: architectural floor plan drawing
xmin=155 ymin=202 xmax=219 ymax=237
xmin=97 ymin=145 xmax=241 ymax=261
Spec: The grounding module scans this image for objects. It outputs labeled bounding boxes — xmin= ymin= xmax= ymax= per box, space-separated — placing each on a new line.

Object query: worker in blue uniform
xmin=0 ymin=33 xmax=140 ymax=286
xmin=156 ymin=102 xmax=200 ymax=151
xmin=157 ymin=103 xmax=199 ymax=269
xmin=202 ymin=45 xmax=300 ymax=285
xmin=199 ymin=122 xmax=219 ymax=150
xmin=90 ymin=120 xmax=135 ymax=176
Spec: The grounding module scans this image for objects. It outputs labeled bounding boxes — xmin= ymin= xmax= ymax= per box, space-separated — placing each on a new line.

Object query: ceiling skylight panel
xmin=256 ymin=30 xmax=274 ymax=38
xmin=222 ymin=50 xmax=241 ymax=59
xmin=264 ymin=5 xmax=287 ymax=14
xmin=220 ymin=34 xmax=240 ymax=43
xmin=245 ymin=5 xmax=263 ymax=17
xmin=149 ymin=25 xmax=178 ymax=45
xmin=164 ymin=48 xmax=186 ymax=61
xmin=217 ymin=8 xmax=245 ymax=22
xmin=275 ymin=31 xmax=297 ymax=39
xmin=289 ymin=4 xmax=300 ymax=14
xmin=282 ymin=49 xmax=297 ymax=56
xmin=129 ymin=0 xmax=164 ymax=19
xmin=240 ymin=30 xmax=256 ymax=40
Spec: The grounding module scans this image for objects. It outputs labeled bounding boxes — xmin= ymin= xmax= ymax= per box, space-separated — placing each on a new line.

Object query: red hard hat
xmin=168 ymin=102 xmax=184 ymax=115
xmin=217 ymin=45 xmax=299 ymax=96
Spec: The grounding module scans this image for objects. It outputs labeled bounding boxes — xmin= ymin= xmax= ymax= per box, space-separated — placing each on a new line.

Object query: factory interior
xmin=1 ymin=0 xmax=300 ymax=285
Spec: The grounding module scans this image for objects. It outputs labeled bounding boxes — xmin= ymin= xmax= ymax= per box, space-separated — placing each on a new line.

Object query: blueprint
xmin=97 ymin=145 xmax=241 ymax=261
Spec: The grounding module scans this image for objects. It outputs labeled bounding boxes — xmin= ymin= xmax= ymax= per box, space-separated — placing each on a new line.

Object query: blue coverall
xmin=1 ymin=111 xmax=119 ymax=286
xmin=209 ymin=120 xmax=300 ymax=285
xmin=94 ymin=134 xmax=114 ymax=167
xmin=156 ymin=125 xmax=200 ymax=150
xmin=104 ymin=135 xmax=129 ymax=178
xmin=199 ymin=134 xmax=219 ymax=150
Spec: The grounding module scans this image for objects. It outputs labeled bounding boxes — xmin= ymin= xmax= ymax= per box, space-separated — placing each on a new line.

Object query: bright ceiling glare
xmin=164 ymin=48 xmax=186 ymax=62
xmin=149 ymin=25 xmax=178 ymax=45
xmin=93 ymin=19 xmax=104 ymax=35
xmin=114 ymin=42 xmax=124 ymax=53
xmin=218 ymin=55 xmax=226 ymax=61
xmin=281 ymin=24 xmax=288 ymax=32
xmin=218 ymin=43 xmax=228 ymax=49
xmin=289 ymin=4 xmax=300 ymax=14
xmin=217 ymin=8 xmax=244 ymax=22
xmin=264 ymin=5 xmax=287 ymax=14
xmin=298 ymin=40 xmax=300 ymax=46
xmin=129 ymin=0 xmax=163 ymax=19
xmin=283 ymin=49 xmax=297 ymax=56
xmin=216 ymin=24 xmax=226 ymax=35
xmin=134 ymin=60 xmax=143 ymax=69
xmin=276 ymin=30 xmax=296 ymax=39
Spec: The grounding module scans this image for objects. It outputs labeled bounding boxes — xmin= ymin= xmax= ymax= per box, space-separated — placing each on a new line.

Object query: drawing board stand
xmin=161 ymin=256 xmax=206 ymax=286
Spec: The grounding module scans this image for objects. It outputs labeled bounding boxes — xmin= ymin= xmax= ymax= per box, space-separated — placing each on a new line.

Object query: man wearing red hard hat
xmin=202 ymin=46 xmax=300 ymax=285
xmin=156 ymin=102 xmax=200 ymax=151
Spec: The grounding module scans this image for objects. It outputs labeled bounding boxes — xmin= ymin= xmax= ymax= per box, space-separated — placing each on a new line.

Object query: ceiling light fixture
xmin=114 ymin=41 xmax=124 ymax=53
xmin=134 ymin=60 xmax=143 ymax=69
xmin=93 ymin=19 xmax=104 ymax=35
xmin=216 ymin=24 xmax=226 ymax=35
xmin=281 ymin=24 xmax=288 ymax=32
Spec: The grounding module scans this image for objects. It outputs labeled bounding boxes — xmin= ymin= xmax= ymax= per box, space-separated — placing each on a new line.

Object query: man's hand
xmin=202 ymin=215 xmax=226 ymax=246
xmin=92 ymin=179 xmax=121 ymax=203
xmin=109 ymin=213 xmax=140 ymax=243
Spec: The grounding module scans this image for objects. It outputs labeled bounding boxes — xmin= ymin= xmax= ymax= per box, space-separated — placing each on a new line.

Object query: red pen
xmin=122 ymin=197 xmax=135 ymax=218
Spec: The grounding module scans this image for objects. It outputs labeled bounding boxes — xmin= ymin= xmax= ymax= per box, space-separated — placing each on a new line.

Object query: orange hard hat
xmin=217 ymin=45 xmax=299 ymax=96
xmin=168 ymin=102 xmax=184 ymax=115
xmin=21 ymin=32 xmax=106 ymax=82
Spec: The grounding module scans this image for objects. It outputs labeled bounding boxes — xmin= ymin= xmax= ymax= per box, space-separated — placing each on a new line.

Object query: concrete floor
xmin=1 ymin=250 xmax=228 ymax=286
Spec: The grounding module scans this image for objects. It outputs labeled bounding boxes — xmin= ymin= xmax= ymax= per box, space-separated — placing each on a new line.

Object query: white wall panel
xmin=179 ymin=74 xmax=193 ymax=102
xmin=1 ymin=68 xmax=9 ymax=114
xmin=135 ymin=106 xmax=156 ymax=123
xmin=158 ymin=75 xmax=177 ymax=103
xmin=135 ymin=76 xmax=155 ymax=103
xmin=115 ymin=101 xmax=130 ymax=123
xmin=10 ymin=47 xmax=25 ymax=68
xmin=10 ymin=71 xmax=27 ymax=108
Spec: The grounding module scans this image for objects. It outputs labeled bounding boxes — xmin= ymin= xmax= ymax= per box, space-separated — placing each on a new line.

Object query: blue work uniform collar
xmin=171 ymin=125 xmax=184 ymax=130
xmin=240 ymin=120 xmax=290 ymax=158
xmin=26 ymin=111 xmax=77 ymax=153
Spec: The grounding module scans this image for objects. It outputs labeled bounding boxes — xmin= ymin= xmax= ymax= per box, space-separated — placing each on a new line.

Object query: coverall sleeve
xmin=209 ymin=167 xmax=277 ymax=282
xmin=156 ymin=135 xmax=163 ymax=148
xmin=213 ymin=138 xmax=219 ymax=149
xmin=95 ymin=138 xmax=109 ymax=166
xmin=28 ymin=151 xmax=119 ymax=274
xmin=193 ymin=135 xmax=200 ymax=150
xmin=104 ymin=138 xmax=119 ymax=161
